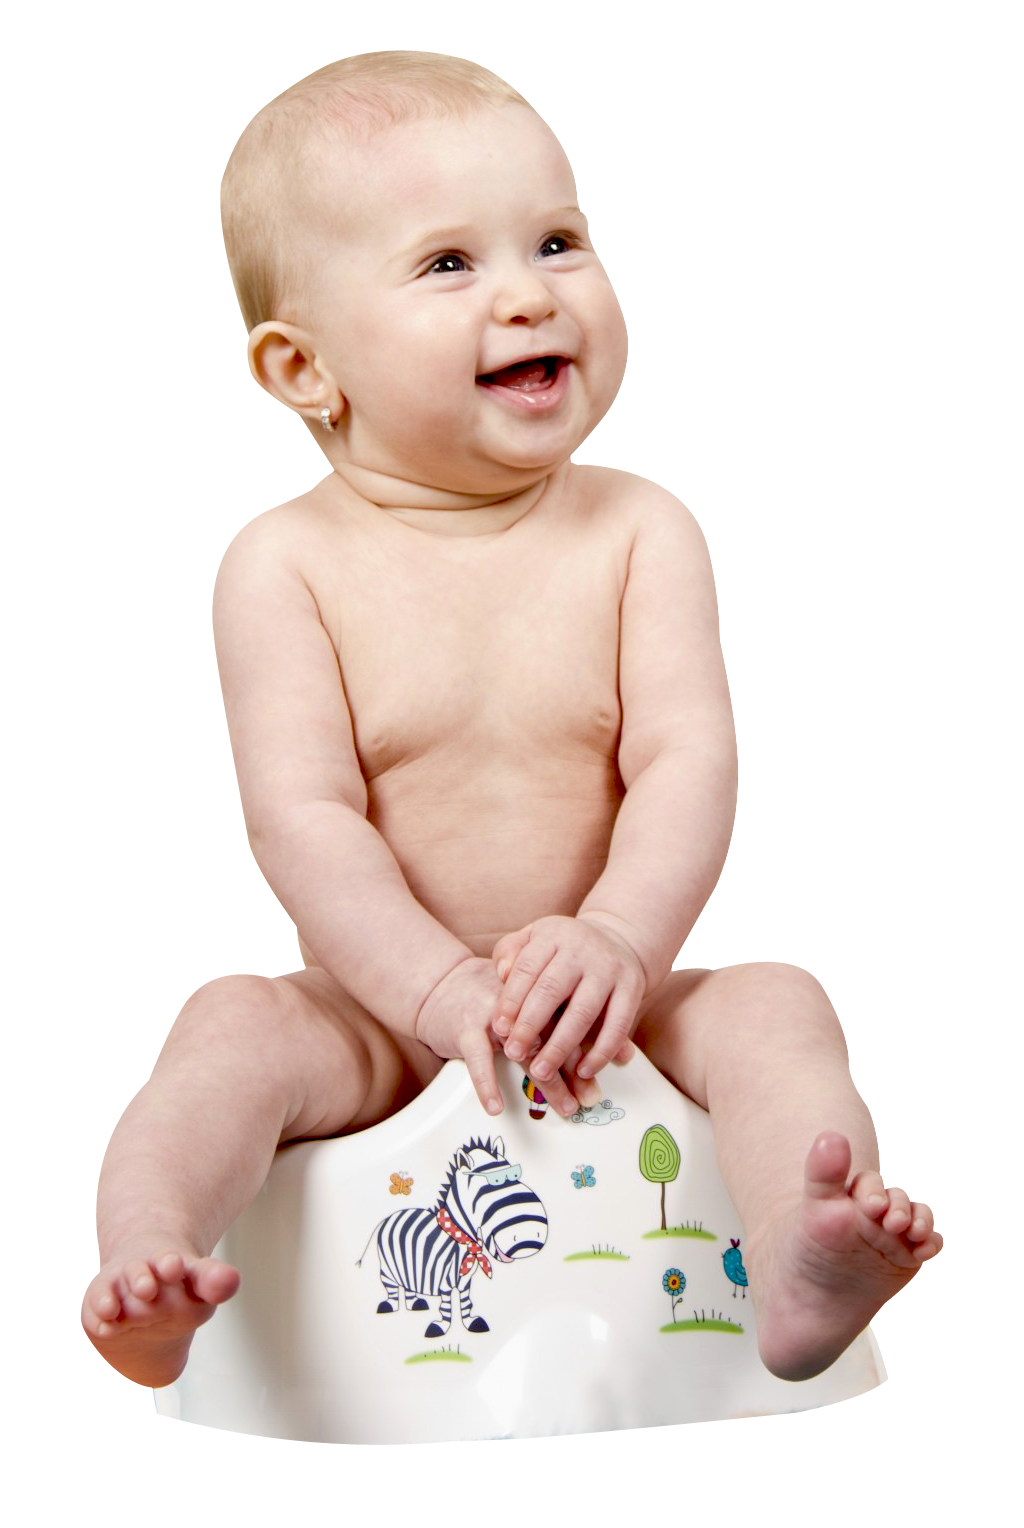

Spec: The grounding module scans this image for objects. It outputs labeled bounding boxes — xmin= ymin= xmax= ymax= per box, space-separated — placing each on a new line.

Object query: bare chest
xmin=317 ymin=525 xmax=626 ymax=781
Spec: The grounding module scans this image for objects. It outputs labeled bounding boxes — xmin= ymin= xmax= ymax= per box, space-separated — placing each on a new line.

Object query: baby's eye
xmin=537 ymin=234 xmax=579 ymax=258
xmin=428 ymin=253 xmax=468 ymax=274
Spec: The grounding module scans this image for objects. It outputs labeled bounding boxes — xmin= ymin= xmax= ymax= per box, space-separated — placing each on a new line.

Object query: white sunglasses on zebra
xmin=467 ymin=1163 xmax=522 ymax=1186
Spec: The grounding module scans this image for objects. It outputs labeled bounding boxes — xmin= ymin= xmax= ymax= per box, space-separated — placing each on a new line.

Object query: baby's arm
xmin=494 ymin=484 xmax=737 ymax=1083
xmin=214 ymin=519 xmax=506 ymax=1113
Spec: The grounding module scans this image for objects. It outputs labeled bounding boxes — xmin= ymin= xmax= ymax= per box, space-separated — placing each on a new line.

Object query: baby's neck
xmin=332 ymin=462 xmax=558 ymax=538
xmin=380 ymin=487 xmax=546 ymax=537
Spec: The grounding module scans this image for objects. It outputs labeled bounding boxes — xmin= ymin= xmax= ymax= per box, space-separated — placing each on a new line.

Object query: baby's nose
xmin=492 ymin=271 xmax=556 ymax=325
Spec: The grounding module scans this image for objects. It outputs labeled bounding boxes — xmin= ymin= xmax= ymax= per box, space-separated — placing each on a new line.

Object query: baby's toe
xmin=189 ymin=1257 xmax=242 ymax=1305
xmin=907 ymin=1202 xmax=935 ymax=1242
xmin=913 ymin=1230 xmax=943 ymax=1262
xmin=153 ymin=1250 xmax=187 ymax=1284
xmin=124 ymin=1259 xmax=160 ymax=1301
xmin=86 ymin=1281 xmax=121 ymax=1328
xmin=94 ymin=1283 xmax=121 ymax=1320
xmin=881 ymin=1187 xmax=912 ymax=1234
xmin=850 ymin=1169 xmax=889 ymax=1218
xmin=804 ymin=1131 xmax=853 ymax=1194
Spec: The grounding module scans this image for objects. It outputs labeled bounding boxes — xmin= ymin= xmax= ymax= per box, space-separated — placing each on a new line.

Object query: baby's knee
xmin=176 ymin=971 xmax=283 ymax=1025
xmin=717 ymin=962 xmax=846 ymax=1049
xmin=162 ymin=973 xmax=378 ymax=1135
xmin=162 ymin=974 xmax=303 ymax=1068
xmin=726 ymin=960 xmax=827 ymax=1002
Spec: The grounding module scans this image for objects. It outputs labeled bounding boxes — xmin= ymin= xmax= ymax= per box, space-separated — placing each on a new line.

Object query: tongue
xmin=483 ymin=358 xmax=552 ymax=390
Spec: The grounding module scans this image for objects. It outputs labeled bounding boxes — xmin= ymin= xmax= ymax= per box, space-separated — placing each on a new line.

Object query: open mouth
xmin=477 ymin=355 xmax=567 ymax=392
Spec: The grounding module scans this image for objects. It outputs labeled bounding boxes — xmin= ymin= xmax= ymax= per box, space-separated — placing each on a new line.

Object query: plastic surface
xmin=155 ymin=1048 xmax=884 ymax=1442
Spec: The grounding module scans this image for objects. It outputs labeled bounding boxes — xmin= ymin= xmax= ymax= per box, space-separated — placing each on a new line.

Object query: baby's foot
xmin=82 ymin=1243 xmax=241 ymax=1387
xmin=747 ymin=1132 xmax=942 ymax=1382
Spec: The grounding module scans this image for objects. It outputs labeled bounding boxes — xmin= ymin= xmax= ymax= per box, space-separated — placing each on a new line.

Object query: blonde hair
xmin=221 ymin=51 xmax=531 ymax=332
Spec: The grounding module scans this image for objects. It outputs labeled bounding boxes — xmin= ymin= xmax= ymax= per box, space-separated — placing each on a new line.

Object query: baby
xmin=81 ymin=51 xmax=941 ymax=1392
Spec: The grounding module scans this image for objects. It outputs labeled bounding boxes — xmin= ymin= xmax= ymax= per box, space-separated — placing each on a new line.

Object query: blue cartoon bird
xmin=722 ymin=1238 xmax=748 ymax=1298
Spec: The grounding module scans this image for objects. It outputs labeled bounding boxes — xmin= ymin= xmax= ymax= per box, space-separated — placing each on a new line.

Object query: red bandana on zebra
xmin=436 ymin=1206 xmax=493 ymax=1278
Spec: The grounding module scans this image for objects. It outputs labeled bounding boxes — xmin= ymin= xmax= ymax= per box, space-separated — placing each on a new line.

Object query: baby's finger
xmin=504 ymin=966 xmax=580 ymax=1059
xmin=495 ymin=939 xmax=559 ymax=1036
xmin=460 ymin=1026 xmax=505 ymax=1118
xmin=574 ymin=986 xmax=637 ymax=1079
xmin=564 ymin=1047 xmax=603 ymax=1108
xmin=492 ymin=928 xmax=532 ymax=984
xmin=528 ymin=980 xmax=610 ymax=1080
xmin=527 ymin=1059 xmax=580 ymax=1118
xmin=530 ymin=1041 xmax=601 ymax=1109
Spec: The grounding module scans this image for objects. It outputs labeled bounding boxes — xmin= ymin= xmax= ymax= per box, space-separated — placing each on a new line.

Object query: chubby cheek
xmin=602 ymin=282 xmax=629 ymax=365
xmin=375 ymin=312 xmax=474 ymax=411
xmin=575 ymin=269 xmax=627 ymax=389
xmin=586 ymin=305 xmax=629 ymax=421
xmin=350 ymin=341 xmax=471 ymax=446
xmin=351 ymin=375 xmax=488 ymax=488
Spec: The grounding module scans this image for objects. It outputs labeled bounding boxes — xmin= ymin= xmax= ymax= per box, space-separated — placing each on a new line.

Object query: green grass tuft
xmin=405 ymin=1345 xmax=473 ymax=1365
xmin=643 ymin=1223 xmax=717 ymax=1241
xmin=660 ymin=1308 xmax=743 ymax=1335
xmin=564 ymin=1243 xmax=630 ymax=1261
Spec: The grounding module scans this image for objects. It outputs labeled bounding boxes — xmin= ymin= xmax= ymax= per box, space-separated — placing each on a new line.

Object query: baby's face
xmin=296 ymin=103 xmax=627 ymax=498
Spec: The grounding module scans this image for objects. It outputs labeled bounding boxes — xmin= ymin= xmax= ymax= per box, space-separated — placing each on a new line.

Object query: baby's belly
xmin=368 ymin=753 xmax=624 ymax=956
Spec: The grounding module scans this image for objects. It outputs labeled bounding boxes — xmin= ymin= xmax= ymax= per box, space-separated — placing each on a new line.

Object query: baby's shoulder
xmin=212 ymin=488 xmax=334 ymax=628
xmin=215 ymin=486 xmax=330 ymax=581
xmin=568 ymin=464 xmax=705 ymax=540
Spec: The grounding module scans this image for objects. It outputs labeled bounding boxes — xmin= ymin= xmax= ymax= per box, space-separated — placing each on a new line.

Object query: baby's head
xmin=222 ymin=52 xmax=627 ymax=501
xmin=222 ymin=52 xmax=532 ymax=336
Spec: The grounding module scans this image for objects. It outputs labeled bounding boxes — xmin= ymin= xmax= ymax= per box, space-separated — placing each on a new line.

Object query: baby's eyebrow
xmin=395 ymin=224 xmax=478 ymax=264
xmin=539 ymin=204 xmax=588 ymax=229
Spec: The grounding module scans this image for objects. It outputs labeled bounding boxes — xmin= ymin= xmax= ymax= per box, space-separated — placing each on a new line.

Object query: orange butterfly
xmin=389 ymin=1172 xmax=414 ymax=1196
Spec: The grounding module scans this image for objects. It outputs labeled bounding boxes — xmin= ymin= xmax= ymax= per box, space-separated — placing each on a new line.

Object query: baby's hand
xmin=491 ymin=915 xmax=644 ymax=1100
xmin=415 ymin=957 xmax=507 ymax=1116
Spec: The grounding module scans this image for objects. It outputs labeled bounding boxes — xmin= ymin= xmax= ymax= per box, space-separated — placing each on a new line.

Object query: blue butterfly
xmin=571 ymin=1164 xmax=596 ymax=1189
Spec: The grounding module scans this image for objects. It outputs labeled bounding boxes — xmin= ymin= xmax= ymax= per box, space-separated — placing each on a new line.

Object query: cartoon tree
xmin=639 ymin=1123 xmax=681 ymax=1231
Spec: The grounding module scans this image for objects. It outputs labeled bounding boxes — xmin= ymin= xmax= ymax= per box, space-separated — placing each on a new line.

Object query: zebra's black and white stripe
xmin=360 ymin=1136 xmax=548 ymax=1338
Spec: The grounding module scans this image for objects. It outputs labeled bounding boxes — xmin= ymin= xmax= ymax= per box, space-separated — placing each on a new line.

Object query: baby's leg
xmin=634 ymin=963 xmax=941 ymax=1381
xmin=82 ymin=968 xmax=442 ymax=1387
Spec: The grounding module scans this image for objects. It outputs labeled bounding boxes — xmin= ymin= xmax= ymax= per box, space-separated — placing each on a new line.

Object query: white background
xmin=5 ymin=1 xmax=1019 ymax=1520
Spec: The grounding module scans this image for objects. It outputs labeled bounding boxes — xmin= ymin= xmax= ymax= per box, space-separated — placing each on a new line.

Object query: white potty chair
xmin=154 ymin=1048 xmax=884 ymax=1442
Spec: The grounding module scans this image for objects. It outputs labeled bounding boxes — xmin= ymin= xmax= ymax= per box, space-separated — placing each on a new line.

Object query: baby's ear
xmin=247 ymin=321 xmax=344 ymax=427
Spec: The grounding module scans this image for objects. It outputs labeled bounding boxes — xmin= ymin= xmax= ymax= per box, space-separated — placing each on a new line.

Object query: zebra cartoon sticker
xmin=357 ymin=1136 xmax=549 ymax=1339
